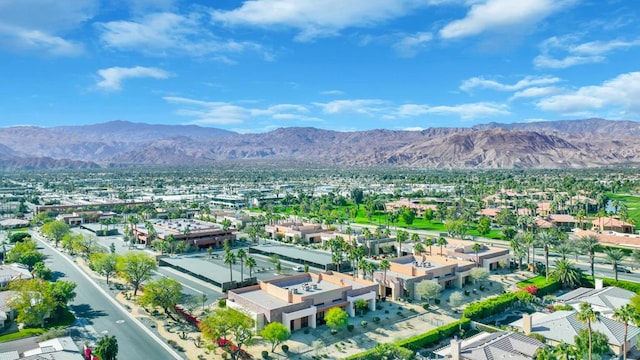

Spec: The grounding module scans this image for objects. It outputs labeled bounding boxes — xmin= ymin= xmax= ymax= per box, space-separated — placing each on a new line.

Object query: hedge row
xmin=345 ymin=318 xmax=471 ymax=359
xmin=516 ymin=276 xmax=561 ymax=297
xmin=462 ymin=291 xmax=534 ymax=321
xmin=582 ymin=276 xmax=640 ymax=294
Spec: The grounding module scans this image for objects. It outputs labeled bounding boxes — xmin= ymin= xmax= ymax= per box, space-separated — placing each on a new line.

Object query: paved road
xmin=32 ymin=233 xmax=183 ymax=360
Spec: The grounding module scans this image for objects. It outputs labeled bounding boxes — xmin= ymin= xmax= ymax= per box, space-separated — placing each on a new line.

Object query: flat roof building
xmin=132 ymin=218 xmax=235 ymax=249
xmin=227 ymin=271 xmax=378 ymax=333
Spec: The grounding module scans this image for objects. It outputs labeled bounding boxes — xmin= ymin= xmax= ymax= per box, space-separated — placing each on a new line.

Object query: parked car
xmin=617 ymin=267 xmax=631 ymax=273
xmin=292 ymin=265 xmax=304 ymax=272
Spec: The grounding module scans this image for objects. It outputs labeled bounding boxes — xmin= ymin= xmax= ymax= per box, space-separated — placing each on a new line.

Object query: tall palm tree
xmin=396 ymin=230 xmax=409 ymax=257
xmin=537 ymin=231 xmax=557 ymax=280
xmin=603 ymin=247 xmax=626 ymax=282
xmin=410 ymin=233 xmax=420 ymax=244
xmin=237 ymin=248 xmax=247 ymax=283
xmin=245 ymin=256 xmax=257 ymax=279
xmin=523 ymin=231 xmax=537 ymax=269
xmin=472 ymin=243 xmax=482 ymax=267
xmin=427 ymin=238 xmax=435 ymax=255
xmin=437 ymin=237 xmax=447 ymax=256
xmin=612 ymin=304 xmax=639 ymax=360
xmin=224 ymin=250 xmax=236 ymax=283
xmin=362 ymin=227 xmax=372 ymax=256
xmin=576 ymin=302 xmax=599 ymax=360
xmin=579 ymin=235 xmax=601 ymax=279
xmin=379 ymin=259 xmax=390 ymax=297
xmin=511 ymin=238 xmax=526 ymax=270
xmin=553 ymin=242 xmax=572 ymax=260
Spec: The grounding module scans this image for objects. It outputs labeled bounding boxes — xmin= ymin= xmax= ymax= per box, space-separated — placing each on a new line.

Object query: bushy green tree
xmin=260 ymin=322 xmax=290 ymax=352
xmin=41 ymin=221 xmax=69 ymax=247
xmin=6 ymin=239 xmax=44 ymax=271
xmin=118 ymin=252 xmax=157 ymax=296
xmin=325 ymin=307 xmax=348 ymax=332
xmin=137 ymin=277 xmax=183 ymax=319
xmin=95 ymin=335 xmax=118 ymax=360
xmin=200 ymin=308 xmax=255 ymax=360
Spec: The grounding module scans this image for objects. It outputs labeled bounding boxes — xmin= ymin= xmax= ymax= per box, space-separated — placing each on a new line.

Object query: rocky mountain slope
xmin=0 ymin=119 xmax=638 ymax=169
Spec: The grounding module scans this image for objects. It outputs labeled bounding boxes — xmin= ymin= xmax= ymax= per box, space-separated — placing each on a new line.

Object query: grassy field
xmin=272 ymin=204 xmax=503 ymax=240
xmin=607 ymin=193 xmax=640 ymax=225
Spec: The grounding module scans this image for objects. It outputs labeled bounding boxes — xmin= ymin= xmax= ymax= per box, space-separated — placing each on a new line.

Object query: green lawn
xmin=0 ymin=328 xmax=45 ymax=342
xmin=606 ymin=193 xmax=640 ymax=225
xmin=0 ymin=308 xmax=75 ymax=343
xmin=516 ymin=275 xmax=549 ymax=288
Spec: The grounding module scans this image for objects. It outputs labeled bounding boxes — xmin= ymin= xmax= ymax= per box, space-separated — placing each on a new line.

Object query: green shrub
xmin=422 ymin=302 xmax=429 ymax=310
xmin=262 ymin=350 xmax=269 ymax=359
xmin=282 ymin=344 xmax=289 ymax=353
xmin=218 ymin=298 xmax=227 ymax=307
xmin=463 ymin=291 xmax=533 ymax=321
xmin=347 ymin=324 xmax=354 ymax=332
xmin=361 ymin=320 xmax=368 ymax=327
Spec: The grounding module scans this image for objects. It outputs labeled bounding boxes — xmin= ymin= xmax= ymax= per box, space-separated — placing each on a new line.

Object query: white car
xmin=292 ymin=265 xmax=304 ymax=272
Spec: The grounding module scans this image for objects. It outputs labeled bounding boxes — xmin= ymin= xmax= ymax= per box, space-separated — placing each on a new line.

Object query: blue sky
xmin=1 ymin=0 xmax=639 ymax=133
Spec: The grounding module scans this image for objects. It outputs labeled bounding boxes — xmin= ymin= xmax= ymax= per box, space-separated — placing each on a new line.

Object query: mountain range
xmin=0 ymin=118 xmax=639 ymax=169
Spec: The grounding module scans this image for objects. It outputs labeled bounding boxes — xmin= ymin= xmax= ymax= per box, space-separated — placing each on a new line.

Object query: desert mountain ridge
xmin=0 ymin=118 xmax=638 ymax=169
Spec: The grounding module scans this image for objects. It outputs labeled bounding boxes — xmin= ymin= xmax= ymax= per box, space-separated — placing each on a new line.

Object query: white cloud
xmin=419 ymin=102 xmax=510 ymax=120
xmin=320 ymin=90 xmax=344 ymax=95
xmin=393 ymin=32 xmax=433 ymax=57
xmin=460 ymin=75 xmax=561 ymax=92
xmin=97 ymin=12 xmax=266 ymax=59
xmin=396 ymin=102 xmax=510 ymax=120
xmin=509 ymin=86 xmax=561 ymax=100
xmin=211 ymin=0 xmax=428 ymax=41
xmin=96 ymin=66 xmax=171 ymax=91
xmin=536 ymin=72 xmax=640 ymax=115
xmin=402 ymin=126 xmax=426 ymax=131
xmin=0 ymin=0 xmax=97 ymax=55
xmin=0 ymin=24 xmax=83 ymax=56
xmin=313 ymin=99 xmax=389 ymax=115
xmin=534 ymin=36 xmax=640 ymax=69
xmin=439 ymin=0 xmax=571 ymax=39
xmin=164 ymin=96 xmax=313 ymax=125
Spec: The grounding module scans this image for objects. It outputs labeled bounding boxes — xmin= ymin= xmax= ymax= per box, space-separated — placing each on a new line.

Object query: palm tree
xmin=165 ymin=234 xmax=176 ymax=255
xmin=612 ymin=304 xmax=639 ymax=360
xmin=471 ymin=243 xmax=482 ymax=267
xmin=523 ymin=231 xmax=537 ymax=269
xmin=362 ymin=227 xmax=372 ymax=256
xmin=437 ymin=237 xmax=447 ymax=256
xmin=538 ymin=231 xmax=557 ymax=280
xmin=579 ymin=235 xmax=601 ymax=279
xmin=576 ymin=302 xmax=599 ymax=360
xmin=511 ymin=238 xmax=526 ymax=270
xmin=551 ymin=259 xmax=583 ymax=289
xmin=396 ymin=230 xmax=409 ymax=257
xmin=245 ymin=256 xmax=257 ymax=279
xmin=413 ymin=242 xmax=425 ymax=254
xmin=237 ymin=248 xmax=247 ymax=283
xmin=379 ymin=259 xmax=390 ymax=297
xmin=553 ymin=242 xmax=572 ymax=260
xmin=603 ymin=247 xmax=626 ymax=282
xmin=427 ymin=238 xmax=435 ymax=255
xmin=410 ymin=233 xmax=420 ymax=244
xmin=224 ymin=250 xmax=236 ymax=283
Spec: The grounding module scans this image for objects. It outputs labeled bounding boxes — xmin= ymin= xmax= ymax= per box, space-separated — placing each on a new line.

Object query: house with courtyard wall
xmin=372 ymin=254 xmax=476 ymax=300
xmin=226 ymin=271 xmax=378 ymax=333
xmin=440 ymin=240 xmax=510 ymax=271
xmin=265 ymin=222 xmax=328 ymax=244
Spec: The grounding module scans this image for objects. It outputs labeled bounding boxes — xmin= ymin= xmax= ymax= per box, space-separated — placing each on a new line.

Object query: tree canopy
xmin=118 ymin=252 xmax=157 ymax=296
xmin=260 ymin=321 xmax=290 ymax=352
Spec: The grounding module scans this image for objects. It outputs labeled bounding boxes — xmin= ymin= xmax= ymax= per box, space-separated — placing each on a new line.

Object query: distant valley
xmin=0 ymin=118 xmax=639 ymax=169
